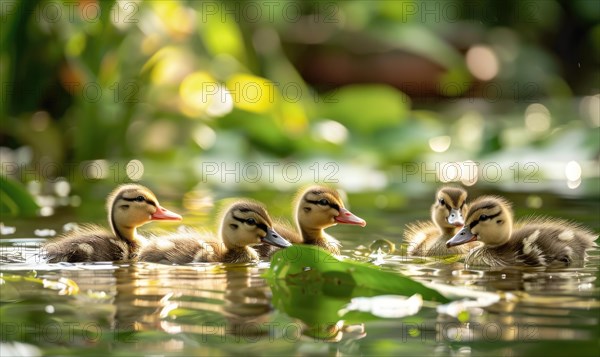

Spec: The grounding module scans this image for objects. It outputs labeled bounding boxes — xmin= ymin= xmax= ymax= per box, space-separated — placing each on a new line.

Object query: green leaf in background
xmin=0 ymin=176 xmax=39 ymax=217
xmin=317 ymin=85 xmax=409 ymax=134
xmin=199 ymin=4 xmax=247 ymax=64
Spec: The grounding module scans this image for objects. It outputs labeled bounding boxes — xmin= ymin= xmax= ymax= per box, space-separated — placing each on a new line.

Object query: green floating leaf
xmin=264 ymin=246 xmax=449 ymax=339
xmin=265 ymin=245 xmax=448 ymax=303
xmin=0 ymin=176 xmax=39 ymax=217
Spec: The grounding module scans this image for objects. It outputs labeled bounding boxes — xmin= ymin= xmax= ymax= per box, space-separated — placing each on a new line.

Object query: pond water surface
xmin=1 ymin=190 xmax=599 ymax=356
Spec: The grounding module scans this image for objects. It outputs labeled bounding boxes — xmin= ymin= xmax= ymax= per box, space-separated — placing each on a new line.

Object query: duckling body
xmin=446 ymin=196 xmax=598 ymax=267
xmin=405 ymin=186 xmax=473 ymax=256
xmin=138 ymin=231 xmax=209 ymax=264
xmin=42 ymin=184 xmax=181 ymax=263
xmin=139 ymin=200 xmax=290 ymax=264
xmin=43 ymin=225 xmax=141 ymax=262
xmin=259 ymin=185 xmax=366 ymax=256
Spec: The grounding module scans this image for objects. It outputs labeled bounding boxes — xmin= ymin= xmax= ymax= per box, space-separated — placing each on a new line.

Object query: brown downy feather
xmin=458 ymin=196 xmax=597 ymax=267
xmin=257 ymin=185 xmax=357 ymax=257
xmin=139 ymin=200 xmax=275 ymax=264
xmin=43 ymin=184 xmax=180 ymax=263
xmin=404 ymin=186 xmax=472 ymax=257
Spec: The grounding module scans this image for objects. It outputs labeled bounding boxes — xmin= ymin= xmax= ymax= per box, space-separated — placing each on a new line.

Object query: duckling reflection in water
xmin=132 ymin=267 xmax=281 ymax=343
xmin=259 ymin=185 xmax=366 ymax=256
xmin=404 ymin=186 xmax=475 ymax=257
xmin=139 ymin=200 xmax=290 ymax=264
xmin=42 ymin=184 xmax=182 ymax=263
xmin=446 ymin=196 xmax=598 ymax=267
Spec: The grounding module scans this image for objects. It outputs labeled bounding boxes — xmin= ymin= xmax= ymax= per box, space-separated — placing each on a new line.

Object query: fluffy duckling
xmin=260 ymin=185 xmax=366 ymax=256
xmin=42 ymin=184 xmax=182 ymax=263
xmin=138 ymin=200 xmax=291 ymax=264
xmin=404 ymin=186 xmax=473 ymax=256
xmin=446 ymin=196 xmax=598 ymax=267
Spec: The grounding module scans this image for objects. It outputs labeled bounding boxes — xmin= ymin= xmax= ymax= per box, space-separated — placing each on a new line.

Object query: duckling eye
xmin=245 ymin=218 xmax=257 ymax=226
xmin=439 ymin=198 xmax=445 ymax=206
xmin=318 ymin=199 xmax=329 ymax=206
xmin=134 ymin=196 xmax=145 ymax=202
xmin=480 ymin=214 xmax=489 ymax=220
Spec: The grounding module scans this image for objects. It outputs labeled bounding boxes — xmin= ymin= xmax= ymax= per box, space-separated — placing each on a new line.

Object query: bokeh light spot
xmin=565 ymin=161 xmax=582 ymax=181
xmin=525 ymin=103 xmax=551 ymax=132
xmin=429 ymin=136 xmax=451 ymax=153
xmin=466 ymin=45 xmax=499 ymax=81
xmin=315 ymin=120 xmax=348 ymax=144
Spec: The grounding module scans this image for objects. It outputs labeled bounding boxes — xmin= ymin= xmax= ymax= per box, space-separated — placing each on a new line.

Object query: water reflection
xmin=127 ymin=264 xmax=275 ymax=342
xmin=0 ymin=234 xmax=598 ymax=355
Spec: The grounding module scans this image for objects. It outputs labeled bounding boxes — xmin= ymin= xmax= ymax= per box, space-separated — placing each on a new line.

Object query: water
xmin=1 ymin=192 xmax=599 ymax=356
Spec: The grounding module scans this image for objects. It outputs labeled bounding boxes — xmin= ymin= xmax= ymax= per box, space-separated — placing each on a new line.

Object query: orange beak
xmin=151 ymin=206 xmax=182 ymax=221
xmin=334 ymin=207 xmax=366 ymax=227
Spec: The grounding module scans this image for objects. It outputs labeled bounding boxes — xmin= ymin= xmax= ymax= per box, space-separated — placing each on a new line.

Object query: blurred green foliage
xmin=0 ymin=176 xmax=39 ymax=217
xmin=1 ymin=0 xmax=599 ymax=213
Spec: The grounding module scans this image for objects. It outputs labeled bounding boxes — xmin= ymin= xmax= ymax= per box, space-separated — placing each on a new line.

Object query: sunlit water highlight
xmin=1 ymin=208 xmax=599 ymax=356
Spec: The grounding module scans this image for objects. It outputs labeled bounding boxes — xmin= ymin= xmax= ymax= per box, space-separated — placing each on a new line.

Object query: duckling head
xmin=431 ymin=186 xmax=468 ymax=230
xmin=108 ymin=184 xmax=182 ymax=239
xmin=446 ymin=196 xmax=513 ymax=248
xmin=296 ymin=185 xmax=366 ymax=230
xmin=221 ymin=200 xmax=290 ymax=249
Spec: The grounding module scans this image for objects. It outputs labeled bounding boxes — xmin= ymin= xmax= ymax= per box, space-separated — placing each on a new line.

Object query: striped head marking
xmin=297 ymin=186 xmax=365 ymax=229
xmin=432 ymin=186 xmax=468 ymax=229
xmin=447 ymin=196 xmax=513 ymax=248
xmin=108 ymin=184 xmax=181 ymax=239
xmin=222 ymin=200 xmax=289 ymax=249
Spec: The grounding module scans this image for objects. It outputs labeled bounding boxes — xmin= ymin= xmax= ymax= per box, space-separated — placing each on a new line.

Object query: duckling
xmin=404 ymin=186 xmax=473 ymax=256
xmin=446 ymin=196 xmax=598 ymax=267
xmin=42 ymin=184 xmax=182 ymax=263
xmin=138 ymin=200 xmax=291 ymax=264
xmin=259 ymin=185 xmax=367 ymax=256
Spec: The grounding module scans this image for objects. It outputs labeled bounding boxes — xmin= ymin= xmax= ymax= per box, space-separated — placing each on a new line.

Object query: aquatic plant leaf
xmin=265 ymin=245 xmax=449 ymax=303
xmin=317 ymin=85 xmax=409 ymax=134
xmin=265 ymin=246 xmax=448 ymax=338
xmin=0 ymin=176 xmax=39 ymax=217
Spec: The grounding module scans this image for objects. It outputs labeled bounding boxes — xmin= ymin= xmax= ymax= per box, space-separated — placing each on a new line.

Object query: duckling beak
xmin=262 ymin=227 xmax=292 ymax=248
xmin=335 ymin=207 xmax=367 ymax=227
xmin=151 ymin=206 xmax=183 ymax=221
xmin=447 ymin=208 xmax=464 ymax=227
xmin=446 ymin=226 xmax=477 ymax=247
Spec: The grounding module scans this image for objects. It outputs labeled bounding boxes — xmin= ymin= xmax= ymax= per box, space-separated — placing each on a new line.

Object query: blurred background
xmin=1 ymin=0 xmax=599 ymax=222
